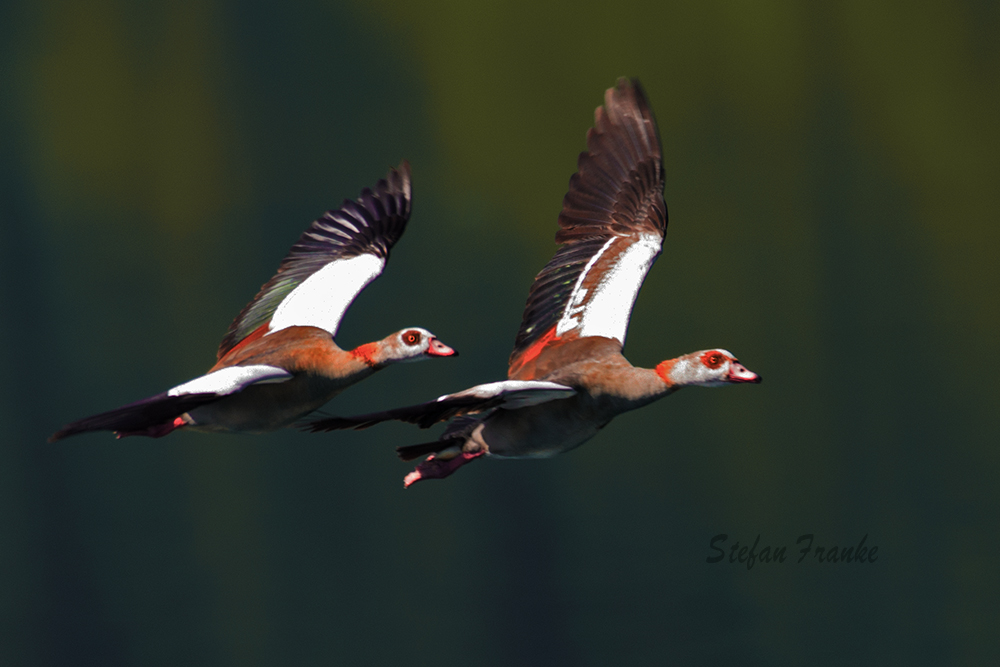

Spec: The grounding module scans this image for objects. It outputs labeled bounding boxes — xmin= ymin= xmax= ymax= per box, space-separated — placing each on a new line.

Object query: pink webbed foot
xmin=115 ymin=416 xmax=186 ymax=439
xmin=404 ymin=450 xmax=484 ymax=488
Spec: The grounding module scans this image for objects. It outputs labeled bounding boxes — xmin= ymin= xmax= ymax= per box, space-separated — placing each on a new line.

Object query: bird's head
xmin=380 ymin=327 xmax=457 ymax=364
xmin=656 ymin=349 xmax=761 ymax=388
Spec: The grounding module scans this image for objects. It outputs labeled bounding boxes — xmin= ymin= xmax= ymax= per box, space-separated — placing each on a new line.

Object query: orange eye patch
xmin=402 ymin=330 xmax=422 ymax=345
xmin=700 ymin=351 xmax=726 ymax=368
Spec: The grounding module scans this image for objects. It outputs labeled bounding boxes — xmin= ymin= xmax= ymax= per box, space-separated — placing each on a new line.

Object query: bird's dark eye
xmin=402 ymin=330 xmax=422 ymax=345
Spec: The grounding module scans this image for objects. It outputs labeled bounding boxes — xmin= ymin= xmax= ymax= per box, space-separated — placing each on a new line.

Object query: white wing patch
xmin=440 ymin=380 xmax=576 ymax=409
xmin=267 ymin=253 xmax=385 ymax=337
xmin=556 ymin=233 xmax=661 ymax=345
xmin=556 ymin=237 xmax=616 ymax=337
xmin=167 ymin=365 xmax=292 ymax=397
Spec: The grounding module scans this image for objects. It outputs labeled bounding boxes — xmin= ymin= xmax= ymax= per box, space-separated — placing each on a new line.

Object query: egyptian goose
xmin=49 ymin=161 xmax=455 ymax=442
xmin=307 ymin=80 xmax=760 ymax=486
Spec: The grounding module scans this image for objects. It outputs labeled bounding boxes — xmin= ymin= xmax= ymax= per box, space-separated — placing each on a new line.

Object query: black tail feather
xmin=49 ymin=392 xmax=220 ymax=442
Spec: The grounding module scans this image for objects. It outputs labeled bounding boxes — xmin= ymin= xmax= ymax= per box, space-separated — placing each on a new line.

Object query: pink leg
xmin=115 ymin=416 xmax=186 ymax=439
xmin=404 ymin=451 xmax=484 ymax=488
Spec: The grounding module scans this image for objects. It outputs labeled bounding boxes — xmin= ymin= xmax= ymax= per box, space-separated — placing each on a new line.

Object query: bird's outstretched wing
xmin=218 ymin=161 xmax=412 ymax=359
xmin=508 ymin=80 xmax=666 ymax=378
xmin=303 ymin=380 xmax=576 ymax=431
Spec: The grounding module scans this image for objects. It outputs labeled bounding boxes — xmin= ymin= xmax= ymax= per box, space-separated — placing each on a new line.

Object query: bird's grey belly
xmin=477 ymin=399 xmax=607 ymax=459
xmin=186 ymin=375 xmax=343 ymax=434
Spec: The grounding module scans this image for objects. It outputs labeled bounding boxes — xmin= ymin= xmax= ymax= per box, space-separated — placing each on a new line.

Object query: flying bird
xmin=307 ymin=80 xmax=760 ymax=486
xmin=50 ymin=161 xmax=455 ymax=442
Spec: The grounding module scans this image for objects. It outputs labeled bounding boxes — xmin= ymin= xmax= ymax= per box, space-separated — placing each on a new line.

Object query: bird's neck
xmin=349 ymin=341 xmax=387 ymax=369
xmin=597 ymin=364 xmax=677 ymax=409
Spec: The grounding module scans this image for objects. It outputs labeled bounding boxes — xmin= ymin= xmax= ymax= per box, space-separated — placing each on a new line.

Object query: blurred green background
xmin=2 ymin=0 xmax=998 ymax=664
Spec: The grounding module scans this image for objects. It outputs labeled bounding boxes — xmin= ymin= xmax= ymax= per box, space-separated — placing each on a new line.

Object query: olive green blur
xmin=1 ymin=0 xmax=997 ymax=665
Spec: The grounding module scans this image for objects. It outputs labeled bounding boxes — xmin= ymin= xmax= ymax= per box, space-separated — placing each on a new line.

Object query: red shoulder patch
xmin=218 ymin=322 xmax=270 ymax=362
xmin=509 ymin=326 xmax=561 ymax=377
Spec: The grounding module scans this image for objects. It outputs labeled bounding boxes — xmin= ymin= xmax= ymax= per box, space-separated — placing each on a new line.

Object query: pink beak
xmin=426 ymin=338 xmax=457 ymax=357
xmin=727 ymin=361 xmax=761 ymax=383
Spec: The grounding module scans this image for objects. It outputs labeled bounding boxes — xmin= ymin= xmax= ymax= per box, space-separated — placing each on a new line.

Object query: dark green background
xmin=2 ymin=1 xmax=997 ymax=665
